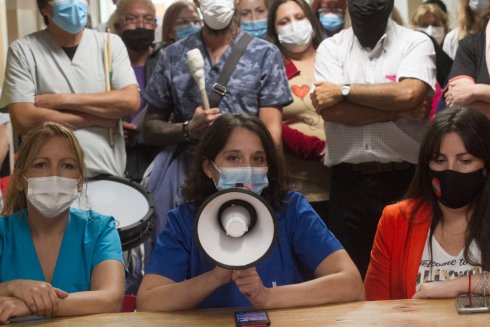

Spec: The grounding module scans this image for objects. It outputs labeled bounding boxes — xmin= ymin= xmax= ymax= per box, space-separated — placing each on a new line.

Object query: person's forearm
xmin=348 ymin=81 xmax=427 ymax=112
xmin=472 ymin=84 xmax=490 ymax=104
xmin=137 ymin=272 xmax=228 ymax=312
xmin=9 ymin=104 xmax=112 ymax=134
xmin=258 ymin=107 xmax=282 ymax=147
xmin=47 ymin=88 xmax=140 ymax=119
xmin=264 ymin=271 xmax=364 ymax=309
xmin=321 ymin=102 xmax=396 ymax=125
xmin=143 ymin=119 xmax=187 ymax=147
xmin=0 ymin=124 xmax=9 ymax=168
xmin=56 ymin=290 xmax=123 ymax=316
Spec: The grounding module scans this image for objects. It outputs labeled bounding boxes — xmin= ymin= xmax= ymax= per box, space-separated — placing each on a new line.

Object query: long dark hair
xmin=405 ymin=107 xmax=490 ymax=270
xmin=267 ymin=0 xmax=324 ymax=51
xmin=181 ymin=114 xmax=289 ymax=211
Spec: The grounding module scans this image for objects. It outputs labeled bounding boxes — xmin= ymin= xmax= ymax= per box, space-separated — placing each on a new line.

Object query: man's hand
xmin=445 ymin=78 xmax=476 ymax=107
xmin=396 ymin=95 xmax=432 ymax=121
xmin=234 ymin=268 xmax=270 ymax=309
xmin=311 ymin=81 xmax=343 ymax=113
xmin=0 ymin=297 xmax=31 ymax=324
xmin=188 ymin=106 xmax=222 ymax=140
xmin=35 ymin=94 xmax=62 ymax=109
xmin=122 ymin=121 xmax=139 ymax=143
xmin=7 ymin=280 xmax=68 ymax=317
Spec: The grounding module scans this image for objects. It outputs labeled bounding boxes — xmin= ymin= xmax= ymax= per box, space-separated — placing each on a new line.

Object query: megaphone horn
xmin=195 ymin=188 xmax=277 ymax=270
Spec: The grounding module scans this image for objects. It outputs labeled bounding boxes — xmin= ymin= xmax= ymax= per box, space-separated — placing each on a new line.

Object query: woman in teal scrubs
xmin=0 ymin=122 xmax=124 ymax=323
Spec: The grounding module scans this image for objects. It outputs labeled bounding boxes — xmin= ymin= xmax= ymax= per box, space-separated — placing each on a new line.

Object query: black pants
xmin=125 ymin=144 xmax=161 ymax=183
xmin=327 ymin=163 xmax=415 ymax=278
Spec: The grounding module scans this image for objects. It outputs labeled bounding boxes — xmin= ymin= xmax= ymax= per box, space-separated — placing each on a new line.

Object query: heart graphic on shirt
xmin=291 ymin=84 xmax=310 ymax=100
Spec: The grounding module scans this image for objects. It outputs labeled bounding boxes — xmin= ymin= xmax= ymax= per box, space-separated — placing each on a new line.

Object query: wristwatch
xmin=340 ymin=84 xmax=351 ymax=101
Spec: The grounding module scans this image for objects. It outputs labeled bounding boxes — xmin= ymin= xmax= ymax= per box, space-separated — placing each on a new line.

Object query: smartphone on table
xmin=456 ymin=294 xmax=490 ymax=314
xmin=234 ymin=310 xmax=271 ymax=326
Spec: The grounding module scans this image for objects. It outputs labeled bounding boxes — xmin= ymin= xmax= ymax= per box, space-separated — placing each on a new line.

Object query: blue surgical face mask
xmin=212 ymin=162 xmax=269 ymax=194
xmin=319 ymin=12 xmax=344 ymax=32
xmin=51 ymin=0 xmax=88 ymax=34
xmin=240 ymin=19 xmax=267 ymax=38
xmin=175 ymin=23 xmax=201 ymax=41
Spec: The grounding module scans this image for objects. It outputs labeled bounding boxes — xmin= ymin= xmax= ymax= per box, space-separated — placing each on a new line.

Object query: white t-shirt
xmin=442 ymin=28 xmax=459 ymax=60
xmin=0 ymin=29 xmax=138 ymax=177
xmin=416 ymin=229 xmax=481 ymax=292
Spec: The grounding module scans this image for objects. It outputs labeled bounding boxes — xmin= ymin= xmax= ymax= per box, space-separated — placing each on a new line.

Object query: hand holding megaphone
xmin=187 ymin=48 xmax=210 ymax=110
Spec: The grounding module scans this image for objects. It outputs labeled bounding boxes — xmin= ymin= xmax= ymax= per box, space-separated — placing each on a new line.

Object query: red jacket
xmin=364 ymin=199 xmax=432 ymax=300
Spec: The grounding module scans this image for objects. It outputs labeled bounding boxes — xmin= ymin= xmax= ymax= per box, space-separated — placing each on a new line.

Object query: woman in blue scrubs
xmin=0 ymin=122 xmax=124 ymax=323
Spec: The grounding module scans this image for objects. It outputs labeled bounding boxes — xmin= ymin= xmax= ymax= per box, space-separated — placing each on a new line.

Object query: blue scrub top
xmin=0 ymin=208 xmax=123 ymax=293
xmin=146 ymin=191 xmax=343 ymax=308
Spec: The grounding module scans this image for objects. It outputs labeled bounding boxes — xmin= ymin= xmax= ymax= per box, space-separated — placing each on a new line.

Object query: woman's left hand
xmin=0 ymin=296 xmax=30 ymax=324
xmin=233 ymin=268 xmax=270 ymax=309
xmin=412 ymin=280 xmax=462 ymax=299
xmin=445 ymin=78 xmax=475 ymax=107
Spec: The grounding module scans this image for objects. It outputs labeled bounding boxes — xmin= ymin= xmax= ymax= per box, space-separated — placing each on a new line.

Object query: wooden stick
xmin=104 ymin=30 xmax=115 ymax=147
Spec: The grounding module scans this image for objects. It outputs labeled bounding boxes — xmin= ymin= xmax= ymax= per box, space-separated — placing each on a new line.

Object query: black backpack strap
xmin=208 ymin=33 xmax=254 ymax=108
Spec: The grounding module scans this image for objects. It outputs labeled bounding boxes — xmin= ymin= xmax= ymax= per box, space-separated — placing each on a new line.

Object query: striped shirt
xmin=315 ymin=20 xmax=436 ymax=166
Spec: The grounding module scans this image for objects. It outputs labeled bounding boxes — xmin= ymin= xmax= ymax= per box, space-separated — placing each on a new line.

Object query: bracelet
xmin=483 ymin=271 xmax=488 ymax=298
xmin=182 ymin=121 xmax=192 ymax=143
xmin=469 ymin=271 xmax=472 ymax=295
xmin=473 ymin=273 xmax=482 ymax=293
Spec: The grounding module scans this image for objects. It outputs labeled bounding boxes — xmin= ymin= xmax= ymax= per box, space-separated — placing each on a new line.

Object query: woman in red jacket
xmin=365 ymin=107 xmax=490 ymax=300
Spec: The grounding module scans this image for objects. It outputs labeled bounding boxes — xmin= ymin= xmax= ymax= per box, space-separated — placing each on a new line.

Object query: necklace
xmin=441 ymin=224 xmax=467 ymax=236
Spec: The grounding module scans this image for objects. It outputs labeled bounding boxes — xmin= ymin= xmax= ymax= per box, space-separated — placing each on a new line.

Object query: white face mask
xmin=199 ymin=0 xmax=235 ymax=30
xmin=469 ymin=0 xmax=489 ymax=13
xmin=417 ymin=25 xmax=445 ymax=45
xmin=25 ymin=176 xmax=79 ymax=219
xmin=277 ymin=20 xmax=313 ymax=53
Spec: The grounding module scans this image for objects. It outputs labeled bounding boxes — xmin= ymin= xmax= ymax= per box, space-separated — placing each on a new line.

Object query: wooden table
xmin=14 ymin=299 xmax=489 ymax=326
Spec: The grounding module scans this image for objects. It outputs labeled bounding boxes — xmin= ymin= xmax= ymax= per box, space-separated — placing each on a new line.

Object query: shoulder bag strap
xmin=208 ymin=33 xmax=254 ymax=108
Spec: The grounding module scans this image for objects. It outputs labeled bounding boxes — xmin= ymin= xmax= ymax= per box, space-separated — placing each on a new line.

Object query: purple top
xmin=132 ymin=65 xmax=146 ymax=122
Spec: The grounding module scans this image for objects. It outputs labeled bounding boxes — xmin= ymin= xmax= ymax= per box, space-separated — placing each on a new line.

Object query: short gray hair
xmin=115 ymin=0 xmax=156 ymax=21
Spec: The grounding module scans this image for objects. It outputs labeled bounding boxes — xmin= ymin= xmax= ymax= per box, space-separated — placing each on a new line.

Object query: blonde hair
xmin=410 ymin=3 xmax=449 ymax=33
xmin=457 ymin=0 xmax=485 ymax=40
xmin=1 ymin=122 xmax=86 ymax=215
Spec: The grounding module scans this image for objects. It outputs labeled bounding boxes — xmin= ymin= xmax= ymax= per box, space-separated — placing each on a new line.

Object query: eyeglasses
xmin=120 ymin=15 xmax=157 ymax=27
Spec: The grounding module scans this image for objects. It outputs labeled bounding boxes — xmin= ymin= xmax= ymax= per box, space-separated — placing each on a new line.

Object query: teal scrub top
xmin=0 ymin=208 xmax=123 ymax=293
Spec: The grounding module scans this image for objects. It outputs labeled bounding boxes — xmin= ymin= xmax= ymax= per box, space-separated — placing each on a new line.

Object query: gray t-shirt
xmin=0 ymin=29 xmax=137 ymax=177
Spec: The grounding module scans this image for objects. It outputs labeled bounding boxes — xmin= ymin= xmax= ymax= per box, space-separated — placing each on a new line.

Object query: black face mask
xmin=121 ymin=28 xmax=155 ymax=52
xmin=429 ymin=169 xmax=485 ymax=209
xmin=348 ymin=0 xmax=393 ymax=49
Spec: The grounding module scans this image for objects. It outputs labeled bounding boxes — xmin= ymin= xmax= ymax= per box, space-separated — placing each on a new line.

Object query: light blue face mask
xmin=212 ymin=162 xmax=269 ymax=194
xmin=319 ymin=13 xmax=344 ymax=32
xmin=240 ymin=19 xmax=267 ymax=39
xmin=175 ymin=23 xmax=201 ymax=41
xmin=52 ymin=0 xmax=88 ymax=34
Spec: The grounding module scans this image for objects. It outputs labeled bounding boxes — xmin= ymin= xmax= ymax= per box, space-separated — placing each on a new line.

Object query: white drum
xmin=72 ymin=175 xmax=154 ymax=251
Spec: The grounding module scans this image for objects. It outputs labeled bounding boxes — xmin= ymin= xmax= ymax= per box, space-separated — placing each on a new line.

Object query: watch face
xmin=341 ymin=86 xmax=350 ymax=96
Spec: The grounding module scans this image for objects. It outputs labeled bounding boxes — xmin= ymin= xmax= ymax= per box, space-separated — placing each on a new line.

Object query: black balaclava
xmin=348 ymin=0 xmax=394 ymax=49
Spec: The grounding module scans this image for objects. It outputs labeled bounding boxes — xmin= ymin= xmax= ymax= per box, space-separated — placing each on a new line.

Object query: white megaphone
xmin=195 ymin=188 xmax=277 ymax=270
